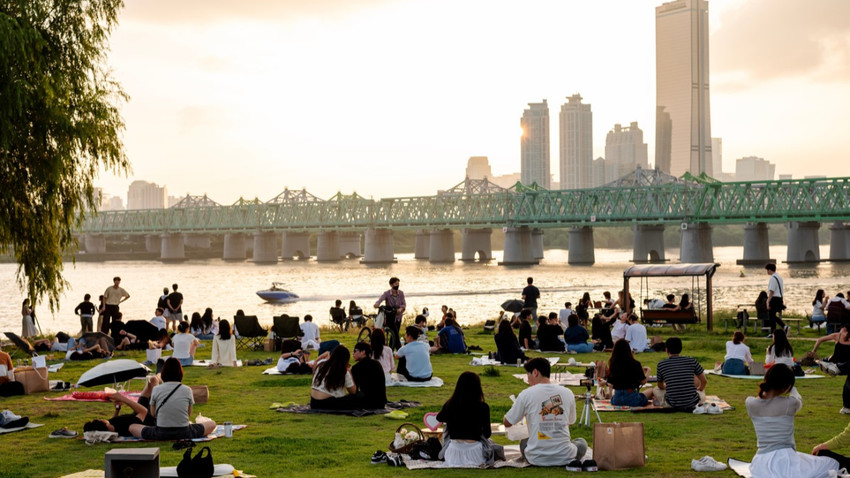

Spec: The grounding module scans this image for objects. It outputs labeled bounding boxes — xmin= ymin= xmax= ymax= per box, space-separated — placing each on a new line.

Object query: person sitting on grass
xmin=110 ymin=313 xmax=139 ymax=350
xmin=370 ymin=328 xmax=394 ymax=376
xmin=766 ymin=328 xmax=794 ymax=369
xmin=651 ymin=337 xmax=707 ymax=412
xmin=563 ymin=314 xmax=594 ymax=353
xmin=503 ymin=357 xmax=588 ymax=468
xmin=300 ymin=314 xmax=321 ymax=351
xmin=611 ymin=312 xmax=630 ymax=343
xmin=432 ymin=318 xmax=467 ymax=354
xmin=494 ymin=319 xmax=528 ymax=365
xmin=414 ymin=314 xmax=431 ymax=345
xmin=590 ymin=314 xmax=614 ymax=351
xmin=811 ymin=325 xmax=850 ymax=414
xmin=131 ymin=358 xmax=216 ymax=440
xmin=624 ymin=313 xmax=648 ymax=353
xmin=83 ymin=376 xmax=160 ymax=437
xmin=720 ymin=331 xmax=754 ymax=375
xmin=211 ymin=319 xmax=238 ymax=367
xmin=148 ymin=329 xmax=172 ymax=351
xmin=437 ymin=371 xmax=492 ymax=467
xmin=536 ymin=315 xmax=565 ymax=352
xmin=150 ymin=308 xmax=166 ymax=331
xmin=395 ymin=326 xmax=432 ymax=382
xmin=351 ymin=342 xmax=387 ymax=409
xmin=169 ymin=321 xmax=199 ymax=367
xmin=517 ymin=309 xmax=534 ymax=350
xmin=310 ymin=345 xmax=358 ymax=410
xmin=811 ymin=412 xmax=850 ymax=469
xmin=602 ymin=339 xmax=653 ymax=407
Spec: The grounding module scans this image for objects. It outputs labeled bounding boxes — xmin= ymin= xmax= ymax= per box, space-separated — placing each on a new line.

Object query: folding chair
xmin=329 ymin=308 xmax=349 ymax=332
xmin=483 ymin=320 xmax=496 ymax=333
xmin=233 ymin=315 xmax=268 ymax=350
xmin=272 ymin=315 xmax=301 ymax=350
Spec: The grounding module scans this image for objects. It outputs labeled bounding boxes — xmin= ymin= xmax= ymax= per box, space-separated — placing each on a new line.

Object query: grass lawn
xmin=1 ymin=316 xmax=845 ymax=478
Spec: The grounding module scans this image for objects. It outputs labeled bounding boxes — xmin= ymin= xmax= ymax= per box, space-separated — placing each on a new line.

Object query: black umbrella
xmin=123 ymin=320 xmax=160 ymax=344
xmin=501 ymin=299 xmax=525 ymax=313
xmin=3 ymin=332 xmax=35 ymax=356
xmin=77 ymin=359 xmax=150 ymax=388
xmin=80 ymin=332 xmax=116 ymax=353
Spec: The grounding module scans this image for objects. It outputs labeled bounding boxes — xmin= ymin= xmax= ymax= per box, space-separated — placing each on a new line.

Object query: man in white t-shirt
xmin=624 ymin=314 xmax=648 ymax=353
xmin=503 ymin=358 xmax=588 ymax=467
xmin=558 ymin=302 xmax=574 ymax=327
xmin=150 ymin=308 xmax=166 ymax=331
xmin=300 ymin=315 xmax=321 ymax=350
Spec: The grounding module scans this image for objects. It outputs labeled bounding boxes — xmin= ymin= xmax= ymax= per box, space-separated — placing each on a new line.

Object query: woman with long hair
xmin=676 ymin=294 xmax=694 ymax=313
xmin=310 ymin=345 xmax=357 ymax=410
xmin=755 ymin=291 xmax=769 ymax=327
xmin=722 ymin=331 xmax=754 ymax=375
xmin=812 ymin=325 xmax=850 ymax=413
xmin=812 ymin=290 xmax=827 ymax=327
xmin=189 ymin=312 xmax=206 ymax=338
xmin=96 ymin=295 xmax=106 ymax=335
xmin=605 ymin=339 xmax=653 ymax=407
xmin=211 ymin=319 xmax=237 ymax=367
xmin=21 ymin=299 xmax=36 ymax=338
xmin=591 ymin=314 xmax=614 ymax=351
xmin=746 ymin=364 xmax=842 ymax=477
xmin=370 ymin=328 xmax=394 ymax=375
xmin=494 ymin=319 xmax=527 ymax=364
xmin=436 ymin=371 xmax=491 ymax=467
xmin=200 ymin=308 xmax=217 ymax=337
xmin=766 ymin=328 xmax=794 ymax=368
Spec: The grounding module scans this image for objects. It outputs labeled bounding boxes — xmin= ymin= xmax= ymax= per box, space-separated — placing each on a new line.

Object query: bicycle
xmin=355 ymin=306 xmax=401 ymax=351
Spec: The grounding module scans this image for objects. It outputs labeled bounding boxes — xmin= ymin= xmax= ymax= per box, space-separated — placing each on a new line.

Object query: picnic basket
xmin=388 ymin=422 xmax=425 ymax=454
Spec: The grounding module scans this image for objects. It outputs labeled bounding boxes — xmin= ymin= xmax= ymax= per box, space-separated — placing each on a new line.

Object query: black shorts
xmin=140 ymin=424 xmax=207 ymax=441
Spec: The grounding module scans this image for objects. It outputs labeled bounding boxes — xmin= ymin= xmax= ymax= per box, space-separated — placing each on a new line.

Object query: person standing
xmin=522 ymin=277 xmax=540 ymax=318
xmin=21 ymin=298 xmax=36 ymax=338
xmin=102 ymin=277 xmax=130 ymax=334
xmin=166 ymin=284 xmax=183 ymax=333
xmin=74 ymin=294 xmax=96 ymax=334
xmin=374 ymin=277 xmax=406 ymax=347
xmin=765 ymin=263 xmax=788 ymax=336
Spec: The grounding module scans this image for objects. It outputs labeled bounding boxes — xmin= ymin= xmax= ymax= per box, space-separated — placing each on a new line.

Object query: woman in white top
xmin=370 ymin=328 xmax=394 ymax=375
xmin=766 ymin=329 xmax=794 ymax=368
xmin=610 ymin=313 xmax=630 ymax=343
xmin=21 ymin=299 xmax=36 ymax=338
xmin=812 ymin=289 xmax=827 ymax=325
xmin=211 ymin=319 xmax=237 ymax=367
xmin=310 ymin=345 xmax=357 ymax=410
xmin=722 ymin=331 xmax=754 ymax=375
xmin=746 ymin=364 xmax=839 ymax=478
xmin=170 ymin=321 xmax=199 ymax=367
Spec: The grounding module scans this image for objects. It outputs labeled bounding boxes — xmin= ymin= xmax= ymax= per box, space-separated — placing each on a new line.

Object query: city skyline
xmin=95 ymin=0 xmax=850 ymax=203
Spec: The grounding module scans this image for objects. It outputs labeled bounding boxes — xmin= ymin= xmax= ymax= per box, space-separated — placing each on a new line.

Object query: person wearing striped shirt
xmin=651 ymin=337 xmax=707 ymax=411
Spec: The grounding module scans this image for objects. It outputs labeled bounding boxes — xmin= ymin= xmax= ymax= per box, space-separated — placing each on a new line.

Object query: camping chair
xmin=329 ymin=308 xmax=349 ymax=332
xmin=483 ymin=320 xmax=496 ymax=333
xmin=233 ymin=315 xmax=268 ymax=350
xmin=272 ymin=315 xmax=301 ymax=350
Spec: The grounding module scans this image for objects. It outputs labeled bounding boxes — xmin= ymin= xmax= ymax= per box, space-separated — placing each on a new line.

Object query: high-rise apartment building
xmin=655 ymin=0 xmax=712 ymax=177
xmin=520 ymin=100 xmax=550 ymax=188
xmin=127 ymin=180 xmax=167 ymax=209
xmin=604 ymin=122 xmax=648 ymax=183
xmin=735 ymin=156 xmax=775 ymax=182
xmin=711 ymin=137 xmax=722 ymax=178
xmin=559 ymin=94 xmax=593 ymax=190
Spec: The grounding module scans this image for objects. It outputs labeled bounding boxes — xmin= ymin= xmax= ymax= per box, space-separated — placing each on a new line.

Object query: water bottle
xmin=224 ymin=421 xmax=233 ymax=438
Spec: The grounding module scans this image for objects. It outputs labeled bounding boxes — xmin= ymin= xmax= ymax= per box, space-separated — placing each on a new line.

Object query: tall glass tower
xmin=559 ymin=94 xmax=593 ymax=190
xmin=520 ymin=100 xmax=550 ymax=188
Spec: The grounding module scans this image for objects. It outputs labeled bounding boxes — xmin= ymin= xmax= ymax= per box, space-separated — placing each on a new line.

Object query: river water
xmin=2 ymin=245 xmax=849 ymax=335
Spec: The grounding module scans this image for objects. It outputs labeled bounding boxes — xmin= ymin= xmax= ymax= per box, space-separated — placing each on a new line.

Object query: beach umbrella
xmin=501 ymin=299 xmax=525 ymax=313
xmin=80 ymin=332 xmax=115 ymax=353
xmin=77 ymin=359 xmax=150 ymax=388
xmin=3 ymin=332 xmax=35 ymax=356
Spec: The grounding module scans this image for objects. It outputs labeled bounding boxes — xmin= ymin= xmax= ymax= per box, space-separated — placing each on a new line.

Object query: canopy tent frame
xmin=623 ymin=263 xmax=720 ymax=331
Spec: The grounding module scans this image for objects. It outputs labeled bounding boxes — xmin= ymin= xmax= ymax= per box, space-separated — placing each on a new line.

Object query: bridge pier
xmin=680 ymin=223 xmax=713 ymax=263
xmin=316 ymin=231 xmax=341 ymax=262
xmin=361 ymin=228 xmax=396 ymax=264
xmin=222 ymin=233 xmax=247 ymax=261
xmin=499 ymin=227 xmax=538 ymax=265
xmin=414 ymin=229 xmax=430 ymax=259
xmin=738 ymin=222 xmax=773 ymax=265
xmin=183 ymin=234 xmax=211 ymax=249
xmin=787 ymin=221 xmax=820 ymax=263
xmin=829 ymin=222 xmax=850 ymax=262
xmin=339 ymin=232 xmax=362 ymax=258
xmin=160 ymin=233 xmax=186 ymax=262
xmin=461 ymin=228 xmax=492 ymax=262
xmin=428 ymin=229 xmax=455 ymax=263
xmin=633 ymin=224 xmax=666 ymax=263
xmin=281 ymin=232 xmax=310 ymax=260
xmin=252 ymin=231 xmax=279 ymax=263
xmin=144 ymin=234 xmax=161 ymax=253
xmin=84 ymin=234 xmax=106 ymax=254
xmin=532 ymin=228 xmax=544 ymax=260
xmin=568 ymin=226 xmax=595 ymax=265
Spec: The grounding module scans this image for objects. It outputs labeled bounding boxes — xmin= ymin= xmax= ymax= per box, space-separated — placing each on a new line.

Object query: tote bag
xmin=592 ymin=422 xmax=645 ymax=470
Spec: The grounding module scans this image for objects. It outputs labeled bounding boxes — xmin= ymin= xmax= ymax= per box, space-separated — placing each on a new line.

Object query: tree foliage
xmin=0 ymin=0 xmax=129 ymax=311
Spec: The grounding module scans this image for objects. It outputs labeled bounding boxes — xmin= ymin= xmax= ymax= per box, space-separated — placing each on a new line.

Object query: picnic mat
xmin=593 ymin=395 xmax=734 ymax=412
xmin=88 ymin=424 xmax=246 ymax=443
xmin=161 ymin=464 xmax=237 ymax=477
xmin=386 ymin=374 xmax=443 ymax=387
xmin=262 ymin=367 xmax=303 ymax=375
xmin=707 ymin=370 xmax=824 ymax=379
xmin=469 ymin=357 xmax=559 ymax=367
xmin=402 ymin=445 xmax=593 ymax=469
xmin=513 ymin=371 xmax=583 ymax=387
xmin=276 ymin=400 xmax=421 ymax=417
xmin=728 ymin=458 xmax=752 ymax=477
xmin=192 ymin=359 xmax=243 ymax=367
xmin=60 ymin=469 xmax=254 ymax=478
xmin=44 ymin=391 xmax=141 ymax=402
xmin=0 ymin=422 xmax=43 ymax=435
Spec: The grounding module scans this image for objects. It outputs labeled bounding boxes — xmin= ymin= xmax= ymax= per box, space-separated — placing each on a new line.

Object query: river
xmin=2 ymin=245 xmax=848 ymax=335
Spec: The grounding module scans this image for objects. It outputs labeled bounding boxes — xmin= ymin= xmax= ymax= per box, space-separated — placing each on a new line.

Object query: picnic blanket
xmin=402 ymin=445 xmax=593 ymax=469
xmin=262 ymin=367 xmax=307 ymax=375
xmin=706 ymin=370 xmax=824 ymax=379
xmin=0 ymin=422 xmax=43 ymax=435
xmin=728 ymin=458 xmax=752 ymax=477
xmin=192 ymin=359 xmax=243 ymax=367
xmin=513 ymin=371 xmax=583 ymax=387
xmin=386 ymin=374 xmax=443 ymax=387
xmin=276 ymin=400 xmax=421 ymax=417
xmin=60 ymin=469 xmax=255 ymax=478
xmin=469 ymin=357 xmax=559 ymax=367
xmin=593 ymin=395 xmax=734 ymax=412
xmin=84 ymin=424 xmax=246 ymax=443
xmin=44 ymin=391 xmax=141 ymax=402
xmin=161 ymin=464 xmax=236 ymax=477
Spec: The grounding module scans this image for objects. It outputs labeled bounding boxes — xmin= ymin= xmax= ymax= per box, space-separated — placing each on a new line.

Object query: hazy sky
xmin=96 ymin=0 xmax=850 ymax=204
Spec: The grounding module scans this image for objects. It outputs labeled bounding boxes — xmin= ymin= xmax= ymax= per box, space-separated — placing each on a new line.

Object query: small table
xmin=105 ymin=448 xmax=159 ymax=478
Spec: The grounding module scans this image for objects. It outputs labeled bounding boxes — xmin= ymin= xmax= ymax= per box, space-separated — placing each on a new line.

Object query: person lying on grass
xmin=83 ymin=376 xmax=160 ymax=438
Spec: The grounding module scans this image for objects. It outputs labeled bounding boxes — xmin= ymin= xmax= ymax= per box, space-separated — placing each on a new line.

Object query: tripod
xmin=578 ymin=384 xmax=601 ymax=428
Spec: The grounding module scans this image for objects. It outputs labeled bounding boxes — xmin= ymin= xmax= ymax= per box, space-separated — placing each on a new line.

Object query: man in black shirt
xmin=83 ymin=377 xmax=159 ymax=437
xmin=522 ymin=277 xmax=540 ymax=318
xmin=517 ymin=309 xmax=534 ymax=349
xmin=166 ymin=283 xmax=184 ymax=332
xmin=351 ymin=342 xmax=387 ymax=409
xmin=74 ymin=293 xmax=96 ymax=334
xmin=537 ymin=315 xmax=565 ymax=352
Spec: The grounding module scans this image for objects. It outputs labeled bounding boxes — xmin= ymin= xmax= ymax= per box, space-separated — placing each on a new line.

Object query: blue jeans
xmin=567 ymin=342 xmax=594 ymax=353
xmin=611 ymin=389 xmax=648 ymax=407
xmin=721 ymin=358 xmax=748 ymax=375
xmin=177 ymin=357 xmax=194 ymax=367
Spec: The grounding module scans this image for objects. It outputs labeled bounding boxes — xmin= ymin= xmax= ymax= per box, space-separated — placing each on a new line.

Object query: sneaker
xmin=706 ymin=403 xmax=723 ymax=415
xmin=49 ymin=427 xmax=77 ymax=438
xmin=371 ymin=450 xmax=388 ymax=465
xmin=386 ymin=454 xmax=404 ymax=467
xmin=582 ymin=459 xmax=599 ymax=472
xmin=692 ymin=405 xmax=707 ymax=415
xmin=565 ymin=459 xmax=583 ymax=472
xmin=691 ymin=456 xmax=727 ymax=471
xmin=840 ymin=408 xmax=850 ymax=415
xmin=821 ymin=361 xmax=840 ymax=376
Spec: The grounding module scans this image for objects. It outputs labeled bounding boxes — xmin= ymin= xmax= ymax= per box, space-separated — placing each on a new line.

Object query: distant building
xmin=167 ymin=195 xmax=182 ymax=208
xmin=778 ymin=174 xmax=792 ymax=181
xmin=466 ymin=156 xmax=493 ymax=180
xmin=655 ymin=0 xmax=712 ymax=177
xmin=105 ymin=196 xmax=125 ymax=210
xmin=735 ymin=156 xmax=775 ymax=182
xmin=592 ymin=157 xmax=607 ymax=187
xmin=559 ymin=94 xmax=593 ymax=190
xmin=490 ymin=172 xmax=522 ymax=189
xmin=710 ymin=137 xmax=723 ymax=178
xmin=604 ymin=122 xmax=648 ymax=184
xmin=520 ymin=100 xmax=550 ymax=188
xmin=127 ymin=180 xmax=167 ymax=209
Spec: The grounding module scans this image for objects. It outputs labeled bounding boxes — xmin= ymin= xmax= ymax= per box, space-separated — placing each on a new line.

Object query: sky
xmin=96 ymin=0 xmax=850 ymax=204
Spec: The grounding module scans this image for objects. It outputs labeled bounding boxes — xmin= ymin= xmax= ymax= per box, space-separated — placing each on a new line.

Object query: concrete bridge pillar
xmin=183 ymin=234 xmax=211 ymax=249
xmin=632 ymin=224 xmax=666 ymax=263
xmin=252 ymin=231 xmax=278 ymax=263
xmin=461 ymin=228 xmax=492 ymax=262
xmin=144 ymin=234 xmax=161 ymax=253
xmin=222 ymin=233 xmax=247 ymax=261
xmin=680 ymin=223 xmax=713 ymax=263
xmin=787 ymin=221 xmax=820 ymax=263
xmin=414 ymin=229 xmax=430 ymax=260
xmin=316 ymin=231 xmax=341 ymax=262
xmin=428 ymin=229 xmax=455 ymax=263
xmin=568 ymin=226 xmax=595 ymax=265
xmin=281 ymin=232 xmax=310 ymax=260
xmin=739 ymin=222 xmax=773 ymax=265
xmin=532 ymin=228 xmax=544 ymax=260
xmin=160 ymin=233 xmax=185 ymax=262
xmin=361 ymin=228 xmax=396 ymax=264
xmin=339 ymin=232 xmax=362 ymax=258
xmin=500 ymin=227 xmax=538 ymax=265
xmin=84 ymin=234 xmax=106 ymax=254
xmin=829 ymin=222 xmax=850 ymax=262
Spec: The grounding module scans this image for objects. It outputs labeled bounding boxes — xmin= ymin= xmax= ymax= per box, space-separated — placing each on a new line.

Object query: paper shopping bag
xmin=593 ymin=422 xmax=645 ymax=470
xmin=13 ymin=366 xmax=49 ymax=394
xmin=146 ymin=348 xmax=162 ymax=364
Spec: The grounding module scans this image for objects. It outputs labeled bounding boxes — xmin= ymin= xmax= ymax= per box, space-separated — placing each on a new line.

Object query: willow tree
xmin=0 ymin=0 xmax=130 ymax=310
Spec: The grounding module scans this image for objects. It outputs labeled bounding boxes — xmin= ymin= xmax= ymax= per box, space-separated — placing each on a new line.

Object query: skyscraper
xmin=127 ymin=180 xmax=167 ymax=209
xmin=604 ymin=122 xmax=649 ymax=183
xmin=520 ymin=100 xmax=550 ymax=188
xmin=655 ymin=0 xmax=712 ymax=177
xmin=559 ymin=94 xmax=593 ymax=190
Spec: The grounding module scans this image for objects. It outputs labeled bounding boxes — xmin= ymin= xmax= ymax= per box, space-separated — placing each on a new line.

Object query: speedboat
xmin=256 ymin=282 xmax=299 ymax=303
